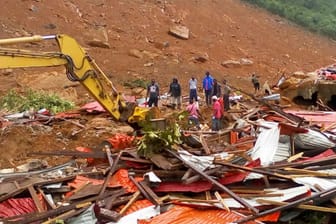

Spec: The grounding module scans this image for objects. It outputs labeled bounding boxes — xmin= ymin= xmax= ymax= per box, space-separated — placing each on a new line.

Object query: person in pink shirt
xmin=211 ymin=95 xmax=222 ymax=131
xmin=186 ymin=99 xmax=200 ymax=129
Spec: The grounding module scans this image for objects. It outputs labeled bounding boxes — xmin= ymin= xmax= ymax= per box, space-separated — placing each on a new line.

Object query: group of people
xmin=197 ymin=71 xmax=232 ymax=131
xmin=145 ymin=71 xmax=232 ymax=131
xmin=145 ymin=71 xmax=271 ymax=132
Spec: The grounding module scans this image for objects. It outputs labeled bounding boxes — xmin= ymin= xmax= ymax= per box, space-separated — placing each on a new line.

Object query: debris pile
xmin=1 ymin=93 xmax=336 ymax=224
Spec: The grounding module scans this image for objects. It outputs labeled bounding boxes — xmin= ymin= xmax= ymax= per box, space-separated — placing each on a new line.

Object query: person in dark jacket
xmin=146 ymin=79 xmax=160 ymax=107
xmin=222 ymin=79 xmax=231 ymax=111
xmin=212 ymin=79 xmax=221 ymax=98
xmin=251 ymin=73 xmax=260 ymax=94
xmin=168 ymin=78 xmax=182 ymax=109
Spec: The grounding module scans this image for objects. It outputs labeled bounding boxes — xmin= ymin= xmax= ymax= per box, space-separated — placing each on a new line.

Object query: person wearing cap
xmin=146 ymin=79 xmax=160 ymax=107
xmin=211 ymin=95 xmax=222 ymax=131
xmin=168 ymin=77 xmax=182 ymax=109
xmin=202 ymin=71 xmax=214 ymax=106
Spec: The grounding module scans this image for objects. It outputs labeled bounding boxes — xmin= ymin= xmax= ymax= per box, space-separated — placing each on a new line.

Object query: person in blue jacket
xmin=202 ymin=71 xmax=214 ymax=106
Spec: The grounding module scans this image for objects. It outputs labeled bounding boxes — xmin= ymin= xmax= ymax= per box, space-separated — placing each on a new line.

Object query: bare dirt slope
xmin=1 ymin=0 xmax=336 ymax=168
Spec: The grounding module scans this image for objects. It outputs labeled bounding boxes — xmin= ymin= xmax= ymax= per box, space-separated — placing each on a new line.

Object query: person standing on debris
xmin=186 ymin=98 xmax=201 ymax=129
xmin=211 ymin=95 xmax=222 ymax=131
xmin=146 ymin=79 xmax=160 ymax=107
xmin=262 ymin=80 xmax=272 ymax=96
xmin=251 ymin=73 xmax=260 ymax=94
xmin=202 ymin=71 xmax=214 ymax=106
xmin=222 ymin=79 xmax=231 ymax=111
xmin=212 ymin=79 xmax=221 ymax=98
xmin=189 ymin=76 xmax=198 ymax=102
xmin=168 ymin=77 xmax=182 ymax=109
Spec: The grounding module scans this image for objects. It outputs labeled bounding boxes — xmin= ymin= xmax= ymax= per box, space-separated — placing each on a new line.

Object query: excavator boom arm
xmin=0 ymin=34 xmax=128 ymax=121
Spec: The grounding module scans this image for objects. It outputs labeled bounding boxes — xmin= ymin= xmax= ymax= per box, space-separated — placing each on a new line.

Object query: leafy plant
xmin=137 ymin=121 xmax=182 ymax=158
xmin=0 ymin=89 xmax=75 ymax=114
xmin=123 ymin=79 xmax=148 ymax=89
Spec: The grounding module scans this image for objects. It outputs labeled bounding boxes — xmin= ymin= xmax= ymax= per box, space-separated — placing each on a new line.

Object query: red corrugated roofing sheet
xmin=138 ymin=205 xmax=263 ymax=224
xmin=117 ymin=199 xmax=153 ymax=215
xmin=0 ymin=198 xmax=37 ymax=218
xmin=68 ymin=169 xmax=143 ymax=193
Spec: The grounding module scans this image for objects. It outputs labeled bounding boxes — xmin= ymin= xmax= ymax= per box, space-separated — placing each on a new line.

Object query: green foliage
xmin=137 ymin=120 xmax=182 ymax=158
xmin=123 ymin=79 xmax=148 ymax=89
xmin=242 ymin=0 xmax=336 ymax=39
xmin=0 ymin=89 xmax=75 ymax=114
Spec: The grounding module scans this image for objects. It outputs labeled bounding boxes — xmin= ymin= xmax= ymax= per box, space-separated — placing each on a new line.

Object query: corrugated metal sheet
xmin=138 ymin=205 xmax=263 ymax=224
xmin=294 ymin=129 xmax=335 ymax=150
xmin=274 ymin=135 xmax=290 ymax=162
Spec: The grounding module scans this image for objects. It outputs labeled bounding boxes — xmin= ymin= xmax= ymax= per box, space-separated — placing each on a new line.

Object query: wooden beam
xmin=257 ymin=198 xmax=336 ymax=213
xmin=28 ymin=185 xmax=45 ymax=212
xmin=166 ymin=149 xmax=259 ymax=214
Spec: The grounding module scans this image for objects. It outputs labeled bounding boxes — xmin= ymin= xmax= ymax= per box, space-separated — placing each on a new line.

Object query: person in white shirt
xmin=189 ymin=76 xmax=198 ymax=102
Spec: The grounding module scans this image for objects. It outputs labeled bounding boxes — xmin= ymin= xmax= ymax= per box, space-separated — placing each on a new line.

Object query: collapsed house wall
xmin=279 ymin=72 xmax=336 ymax=108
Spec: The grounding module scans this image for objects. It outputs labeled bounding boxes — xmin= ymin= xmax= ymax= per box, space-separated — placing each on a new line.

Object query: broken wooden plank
xmin=257 ymin=198 xmax=336 ymax=213
xmin=28 ymin=185 xmax=45 ymax=212
xmin=96 ymin=151 xmax=122 ymax=202
xmin=150 ymin=153 xmax=174 ymax=170
xmin=235 ymin=186 xmax=336 ymax=224
xmin=200 ymin=134 xmax=211 ymax=155
xmin=119 ymin=190 xmax=141 ymax=215
xmin=214 ymin=160 xmax=292 ymax=180
xmin=214 ymin=191 xmax=230 ymax=211
xmin=166 ymin=148 xmax=259 ymax=214
xmin=37 ymin=187 xmax=56 ymax=209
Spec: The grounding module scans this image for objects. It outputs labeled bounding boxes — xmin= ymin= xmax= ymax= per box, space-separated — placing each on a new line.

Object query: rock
xmin=154 ymin=41 xmax=169 ymax=49
xmin=240 ymin=58 xmax=253 ymax=65
xmin=142 ymin=50 xmax=160 ymax=59
xmin=29 ymin=5 xmax=38 ymax=12
xmin=44 ymin=23 xmax=57 ymax=29
xmin=144 ymin=62 xmax=154 ymax=67
xmin=128 ymin=49 xmax=143 ymax=58
xmin=86 ymin=39 xmax=110 ymax=48
xmin=169 ymin=25 xmax=189 ymax=39
xmin=221 ymin=60 xmax=241 ymax=68
xmin=2 ymin=69 xmax=13 ymax=75
xmin=191 ymin=53 xmax=209 ymax=63
xmin=85 ymin=27 xmax=110 ymax=48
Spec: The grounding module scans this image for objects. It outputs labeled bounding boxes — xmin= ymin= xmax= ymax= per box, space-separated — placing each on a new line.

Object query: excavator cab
xmin=0 ymin=34 xmax=149 ymax=125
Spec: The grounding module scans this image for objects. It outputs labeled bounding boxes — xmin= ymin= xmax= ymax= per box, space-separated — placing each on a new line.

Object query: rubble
xmin=1 ymin=87 xmax=336 ymax=224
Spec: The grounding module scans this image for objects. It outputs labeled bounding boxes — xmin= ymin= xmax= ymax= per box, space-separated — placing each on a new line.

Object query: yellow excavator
xmin=0 ymin=34 xmax=150 ymax=126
